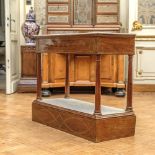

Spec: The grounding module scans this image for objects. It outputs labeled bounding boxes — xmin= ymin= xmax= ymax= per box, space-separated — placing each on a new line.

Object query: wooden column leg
xmin=37 ymin=53 xmax=42 ymax=100
xmin=94 ymin=54 xmax=102 ymax=115
xmin=126 ymin=55 xmax=133 ymax=111
xmin=65 ymin=54 xmax=70 ymax=98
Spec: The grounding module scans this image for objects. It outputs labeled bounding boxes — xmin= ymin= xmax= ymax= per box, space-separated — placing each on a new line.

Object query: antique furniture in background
xmin=17 ymin=45 xmax=37 ymax=92
xmin=42 ymin=0 xmax=125 ymax=96
xmin=18 ymin=0 xmax=125 ymax=96
xmin=32 ymin=32 xmax=136 ymax=142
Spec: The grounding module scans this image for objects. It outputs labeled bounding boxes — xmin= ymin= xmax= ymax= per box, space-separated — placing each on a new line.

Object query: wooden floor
xmin=0 ymin=92 xmax=155 ymax=155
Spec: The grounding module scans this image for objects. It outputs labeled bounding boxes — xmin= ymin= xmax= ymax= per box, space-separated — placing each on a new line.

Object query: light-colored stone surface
xmin=43 ymin=98 xmax=125 ymax=115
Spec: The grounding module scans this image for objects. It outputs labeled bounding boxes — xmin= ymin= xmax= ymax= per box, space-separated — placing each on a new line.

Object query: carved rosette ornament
xmin=22 ymin=7 xmax=40 ymax=45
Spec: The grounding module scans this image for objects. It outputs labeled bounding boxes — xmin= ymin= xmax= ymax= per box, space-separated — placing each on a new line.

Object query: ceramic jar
xmin=22 ymin=7 xmax=40 ymax=45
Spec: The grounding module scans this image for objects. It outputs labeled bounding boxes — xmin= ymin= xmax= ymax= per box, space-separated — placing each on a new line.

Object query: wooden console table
xmin=32 ymin=32 xmax=136 ymax=142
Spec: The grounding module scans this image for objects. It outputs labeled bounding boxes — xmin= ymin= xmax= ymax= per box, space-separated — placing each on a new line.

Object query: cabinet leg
xmin=115 ymin=88 xmax=125 ymax=97
xmin=42 ymin=89 xmax=51 ymax=97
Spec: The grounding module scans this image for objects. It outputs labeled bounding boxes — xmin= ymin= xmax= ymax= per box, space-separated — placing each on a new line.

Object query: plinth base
xmin=17 ymin=78 xmax=37 ymax=93
xmin=32 ymin=98 xmax=136 ymax=142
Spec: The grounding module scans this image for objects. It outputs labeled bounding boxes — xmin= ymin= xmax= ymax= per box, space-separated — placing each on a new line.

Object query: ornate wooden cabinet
xmin=42 ymin=0 xmax=125 ymax=96
xmin=18 ymin=0 xmax=125 ymax=96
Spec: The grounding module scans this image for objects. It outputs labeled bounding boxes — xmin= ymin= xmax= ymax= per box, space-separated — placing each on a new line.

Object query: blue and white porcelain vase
xmin=22 ymin=7 xmax=40 ymax=45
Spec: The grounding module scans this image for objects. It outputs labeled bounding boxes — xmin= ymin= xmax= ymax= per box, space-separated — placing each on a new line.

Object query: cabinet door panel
xmin=54 ymin=54 xmax=66 ymax=82
xmin=75 ymin=55 xmax=91 ymax=81
xmin=45 ymin=54 xmax=75 ymax=83
xmin=42 ymin=53 xmax=49 ymax=83
xmin=74 ymin=0 xmax=92 ymax=25
xmin=135 ymin=48 xmax=155 ymax=78
xmin=100 ymin=55 xmax=115 ymax=82
xmin=21 ymin=47 xmax=36 ymax=77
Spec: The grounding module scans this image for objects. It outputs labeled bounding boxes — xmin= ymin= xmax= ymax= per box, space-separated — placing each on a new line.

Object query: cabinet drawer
xmin=97 ymin=4 xmax=118 ymax=13
xmin=48 ymin=4 xmax=69 ymax=13
xmin=97 ymin=0 xmax=118 ymax=3
xmin=48 ymin=0 xmax=69 ymax=2
xmin=96 ymin=15 xmax=118 ymax=24
xmin=48 ymin=15 xmax=69 ymax=24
